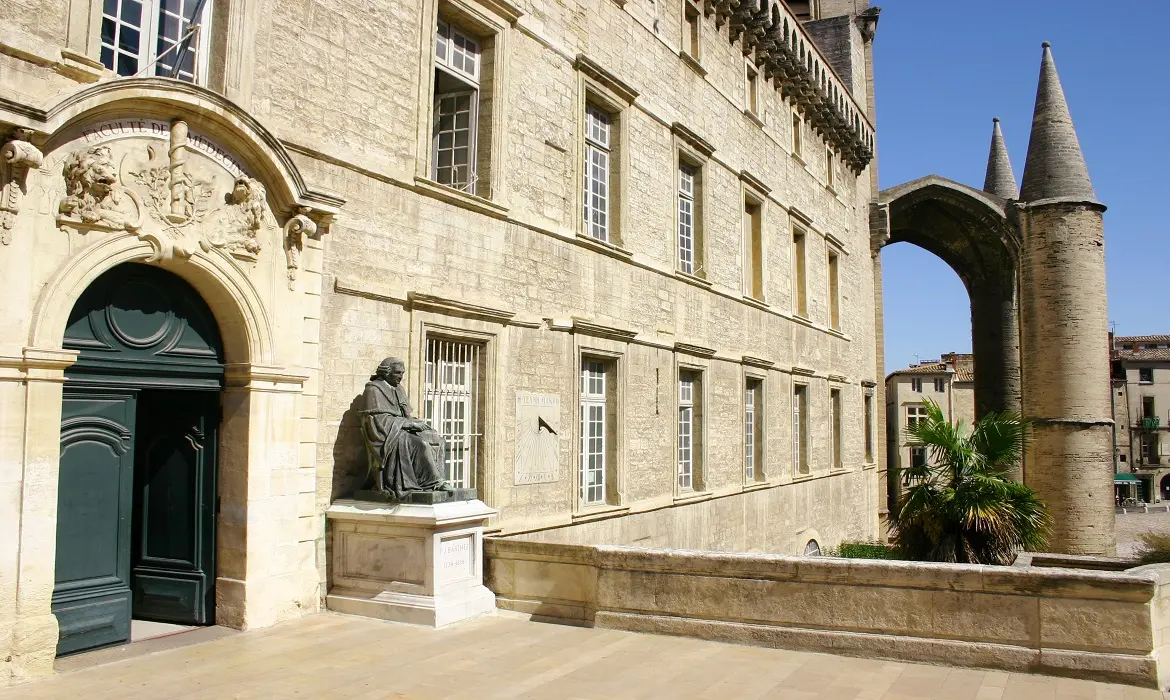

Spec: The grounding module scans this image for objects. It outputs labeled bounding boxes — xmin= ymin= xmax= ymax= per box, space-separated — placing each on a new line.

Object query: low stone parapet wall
xmin=484 ymin=539 xmax=1170 ymax=688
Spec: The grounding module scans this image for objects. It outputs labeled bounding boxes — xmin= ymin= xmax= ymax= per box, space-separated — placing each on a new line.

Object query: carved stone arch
xmin=877 ymin=174 xmax=1021 ymax=420
xmin=29 ymin=233 xmax=273 ymax=365
xmin=37 ymin=78 xmax=343 ymax=218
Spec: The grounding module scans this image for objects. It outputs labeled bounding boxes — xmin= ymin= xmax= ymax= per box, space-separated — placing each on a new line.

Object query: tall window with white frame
xmin=423 ymin=337 xmax=485 ymax=489
xmin=579 ymin=358 xmax=617 ymax=506
xmin=100 ymin=0 xmax=213 ymax=82
xmin=792 ymin=226 xmax=807 ymax=317
xmin=745 ymin=378 xmax=764 ymax=481
xmin=793 ymin=383 xmax=809 ymax=474
xmin=678 ymin=370 xmax=703 ymax=491
xmin=677 ymin=162 xmax=697 ymax=274
xmin=584 ymin=103 xmax=613 ymax=242
xmin=864 ymin=391 xmax=874 ymax=463
xmin=432 ymin=19 xmax=491 ymax=194
xmin=829 ymin=388 xmax=842 ymax=470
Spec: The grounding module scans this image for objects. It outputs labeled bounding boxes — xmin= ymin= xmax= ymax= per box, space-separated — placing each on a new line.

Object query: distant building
xmin=884 ymin=353 xmax=975 ymax=510
xmin=1112 ymin=335 xmax=1170 ymax=502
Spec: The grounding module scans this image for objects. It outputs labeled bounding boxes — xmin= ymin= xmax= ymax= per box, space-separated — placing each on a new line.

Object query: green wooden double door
xmin=53 ymin=263 xmax=225 ymax=656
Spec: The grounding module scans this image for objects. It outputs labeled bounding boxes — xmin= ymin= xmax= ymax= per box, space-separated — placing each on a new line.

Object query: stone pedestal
xmin=325 ymin=499 xmax=497 ymax=627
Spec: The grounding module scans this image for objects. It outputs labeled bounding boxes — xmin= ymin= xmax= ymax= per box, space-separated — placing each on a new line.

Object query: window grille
xmin=579 ymin=361 xmax=607 ymax=504
xmin=678 ymin=164 xmax=696 ymax=274
xmin=423 ymin=337 xmax=482 ymax=489
xmin=100 ymin=0 xmax=212 ymax=83
xmin=678 ymin=373 xmax=695 ymax=490
xmin=584 ymin=104 xmax=611 ymax=242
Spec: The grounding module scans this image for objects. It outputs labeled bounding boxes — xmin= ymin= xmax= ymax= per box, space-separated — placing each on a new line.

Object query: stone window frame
xmin=743 ymin=370 xmax=767 ymax=485
xmin=680 ymin=0 xmax=703 ymax=68
xmin=828 ymin=386 xmax=843 ymax=471
xmin=826 ymin=243 xmax=841 ymax=331
xmin=670 ymin=123 xmax=714 ymax=281
xmin=791 ymin=222 xmax=809 ymax=319
xmin=792 ymin=381 xmax=810 ymax=476
xmin=744 ymin=60 xmax=762 ymax=123
xmin=415 ymin=0 xmax=517 ymax=204
xmin=572 ymin=339 xmax=627 ymax=515
xmin=407 ymin=315 xmax=501 ymax=506
xmin=740 ymin=173 xmax=769 ymax=304
xmin=675 ymin=358 xmax=709 ymax=498
xmin=791 ymin=108 xmax=804 ymax=161
xmin=574 ymin=55 xmax=638 ymax=251
xmin=825 ymin=145 xmax=836 ymax=191
xmin=863 ymin=385 xmax=876 ymax=465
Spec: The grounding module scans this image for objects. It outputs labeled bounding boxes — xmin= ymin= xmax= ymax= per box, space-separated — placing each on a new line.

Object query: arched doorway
xmin=52 ymin=262 xmax=224 ymax=655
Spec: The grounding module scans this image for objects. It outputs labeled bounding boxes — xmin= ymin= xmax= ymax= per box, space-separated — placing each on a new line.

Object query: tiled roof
xmin=1114 ymin=348 xmax=1170 ymax=362
xmin=1115 ymin=335 xmax=1170 ymax=344
xmin=889 ymin=362 xmax=948 ymax=376
xmin=953 ymin=368 xmax=975 ymax=383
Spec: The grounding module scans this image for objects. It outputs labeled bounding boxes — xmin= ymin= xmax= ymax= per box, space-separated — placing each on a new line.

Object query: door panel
xmin=131 ymin=391 xmax=218 ymax=625
xmin=53 ymin=390 xmax=137 ymax=655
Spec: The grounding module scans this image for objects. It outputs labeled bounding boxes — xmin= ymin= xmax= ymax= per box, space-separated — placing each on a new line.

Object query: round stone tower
xmin=1017 ymin=43 xmax=1114 ymax=555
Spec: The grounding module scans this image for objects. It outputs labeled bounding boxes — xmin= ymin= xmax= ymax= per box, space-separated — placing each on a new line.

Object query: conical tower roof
xmin=1019 ymin=42 xmax=1097 ymax=203
xmin=983 ymin=118 xmax=1018 ymax=199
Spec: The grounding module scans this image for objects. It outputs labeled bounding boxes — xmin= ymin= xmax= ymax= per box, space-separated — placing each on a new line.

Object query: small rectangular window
xmin=584 ymin=103 xmax=612 ymax=242
xmin=791 ymin=111 xmax=803 ymax=157
xmin=678 ymin=163 xmax=697 ymax=274
xmin=745 ymin=378 xmax=764 ymax=481
xmin=827 ymin=250 xmax=840 ymax=330
xmin=793 ymin=384 xmax=809 ymax=474
xmin=1143 ymin=396 xmax=1156 ymax=419
xmin=934 ymin=378 xmax=946 ymax=393
xmin=1140 ymin=367 xmax=1154 ymax=384
xmin=682 ymin=2 xmax=701 ymax=60
xmin=744 ymin=199 xmax=764 ymax=300
xmin=825 ymin=146 xmax=835 ymax=188
xmin=910 ymin=446 xmax=927 ymax=469
xmin=745 ymin=64 xmax=759 ymax=116
xmin=792 ymin=227 xmax=807 ymax=316
xmin=906 ymin=404 xmax=927 ymax=430
xmin=910 ymin=377 xmax=922 ymax=393
xmin=830 ymin=389 xmax=842 ymax=470
xmin=678 ymin=370 xmax=703 ymax=490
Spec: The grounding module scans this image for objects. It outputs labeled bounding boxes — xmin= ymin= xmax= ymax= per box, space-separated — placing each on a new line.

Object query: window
xmin=99 ymin=0 xmax=213 ymax=83
xmin=745 ymin=63 xmax=759 ymax=116
xmin=1140 ymin=368 xmax=1154 ymax=384
xmin=744 ymin=198 xmax=764 ymax=300
xmin=793 ymin=384 xmax=809 ymax=474
xmin=910 ymin=446 xmax=927 ymax=469
xmin=934 ymin=378 xmax=946 ymax=393
xmin=789 ymin=0 xmax=816 ymax=20
xmin=1143 ymin=396 xmax=1156 ymax=419
xmin=910 ymin=378 xmax=922 ymax=393
xmin=583 ymin=103 xmax=612 ymax=242
xmin=791 ymin=110 xmax=803 ymax=157
xmin=829 ymin=389 xmax=842 ymax=470
xmin=864 ymin=392 xmax=874 ymax=463
xmin=678 ymin=371 xmax=703 ymax=490
xmin=827 ymin=250 xmax=840 ymax=330
xmin=432 ymin=19 xmax=486 ymax=193
xmin=678 ymin=163 xmax=697 ymax=274
xmin=579 ymin=359 xmax=616 ymax=505
xmin=825 ymin=146 xmax=834 ymax=188
xmin=681 ymin=1 xmax=701 ymax=60
xmin=745 ymin=378 xmax=764 ymax=481
xmin=792 ymin=226 xmax=807 ymax=316
xmin=1142 ymin=433 xmax=1159 ymax=465
xmin=803 ymin=539 xmax=821 ymax=556
xmin=423 ymin=337 xmax=485 ymax=488
xmin=906 ymin=404 xmax=927 ymax=433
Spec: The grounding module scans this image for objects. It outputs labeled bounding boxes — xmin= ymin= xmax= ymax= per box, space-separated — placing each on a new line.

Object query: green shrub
xmin=824 ymin=541 xmax=902 ymax=559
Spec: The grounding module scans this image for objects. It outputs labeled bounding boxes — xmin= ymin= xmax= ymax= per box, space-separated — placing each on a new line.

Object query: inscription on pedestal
xmin=439 ymin=535 xmax=474 ymax=581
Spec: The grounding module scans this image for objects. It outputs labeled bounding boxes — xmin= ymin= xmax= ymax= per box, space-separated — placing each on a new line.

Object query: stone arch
xmin=30 ymin=234 xmax=271 ymax=365
xmin=877 ymin=175 xmax=1021 ymax=419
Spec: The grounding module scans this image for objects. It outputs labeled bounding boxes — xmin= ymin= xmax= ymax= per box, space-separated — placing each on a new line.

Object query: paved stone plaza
xmin=1 ymin=613 xmax=1165 ymax=699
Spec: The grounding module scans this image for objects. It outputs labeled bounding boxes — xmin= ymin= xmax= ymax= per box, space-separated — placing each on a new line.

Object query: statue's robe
xmin=360 ymin=379 xmax=447 ymax=497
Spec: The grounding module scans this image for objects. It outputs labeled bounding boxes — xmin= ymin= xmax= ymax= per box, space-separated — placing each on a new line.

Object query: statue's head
xmin=374 ymin=357 xmax=406 ymax=385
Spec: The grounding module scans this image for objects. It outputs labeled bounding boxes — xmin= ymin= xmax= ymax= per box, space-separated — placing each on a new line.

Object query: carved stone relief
xmin=1 ymin=129 xmax=45 ymax=244
xmin=57 ymin=144 xmax=144 ymax=233
xmin=283 ymin=206 xmax=316 ymax=290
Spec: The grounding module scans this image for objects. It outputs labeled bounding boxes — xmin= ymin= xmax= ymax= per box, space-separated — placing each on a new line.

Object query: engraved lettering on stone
xmin=283 ymin=206 xmax=317 ymax=290
xmin=514 ymin=392 xmax=560 ymax=485
xmin=0 ymin=128 xmax=43 ymax=244
xmin=439 ymin=537 xmax=472 ymax=578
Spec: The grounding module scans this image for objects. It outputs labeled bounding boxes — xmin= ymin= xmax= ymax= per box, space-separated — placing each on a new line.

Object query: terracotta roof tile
xmin=1115 ymin=335 xmax=1170 ymax=344
xmin=1114 ymin=348 xmax=1170 ymax=362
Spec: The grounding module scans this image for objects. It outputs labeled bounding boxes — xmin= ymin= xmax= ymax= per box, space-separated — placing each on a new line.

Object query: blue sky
xmin=873 ymin=1 xmax=1169 ymax=372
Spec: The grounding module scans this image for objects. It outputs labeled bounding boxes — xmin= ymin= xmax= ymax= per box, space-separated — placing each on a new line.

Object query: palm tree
xmin=889 ymin=399 xmax=1050 ymax=565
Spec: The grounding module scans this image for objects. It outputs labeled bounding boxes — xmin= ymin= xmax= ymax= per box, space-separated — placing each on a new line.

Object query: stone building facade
xmin=1111 ymin=335 xmax=1170 ymax=502
xmin=884 ymin=352 xmax=974 ymax=506
xmin=0 ymin=0 xmax=882 ymax=683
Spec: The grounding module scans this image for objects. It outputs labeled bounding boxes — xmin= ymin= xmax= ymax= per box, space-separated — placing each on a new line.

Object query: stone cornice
xmin=674 ymin=341 xmax=717 ymax=358
xmin=739 ymin=169 xmax=771 ymax=196
xmin=570 ymin=317 xmax=639 ymax=342
xmin=741 ymin=355 xmax=775 ymax=369
xmin=671 ymin=121 xmax=715 ymax=158
xmin=574 ymin=54 xmax=639 ymax=106
xmin=407 ymin=291 xmax=516 ymax=325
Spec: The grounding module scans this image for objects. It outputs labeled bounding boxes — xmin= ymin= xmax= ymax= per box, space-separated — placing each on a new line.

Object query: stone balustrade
xmin=704 ymin=0 xmax=875 ymax=173
xmin=484 ymin=539 xmax=1170 ymax=688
